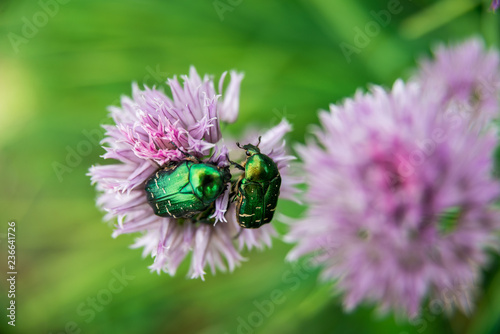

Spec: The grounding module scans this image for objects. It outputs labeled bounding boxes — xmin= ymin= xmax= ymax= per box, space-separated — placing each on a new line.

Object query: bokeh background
xmin=1 ymin=0 xmax=499 ymax=333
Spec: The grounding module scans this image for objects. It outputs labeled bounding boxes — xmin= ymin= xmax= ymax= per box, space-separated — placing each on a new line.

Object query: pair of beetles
xmin=144 ymin=138 xmax=281 ymax=229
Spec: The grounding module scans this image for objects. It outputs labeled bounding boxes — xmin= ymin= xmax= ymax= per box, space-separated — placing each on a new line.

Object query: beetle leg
xmin=228 ymin=158 xmax=245 ymax=171
xmin=232 ymin=226 xmax=244 ymax=239
xmin=229 ymin=191 xmax=239 ymax=203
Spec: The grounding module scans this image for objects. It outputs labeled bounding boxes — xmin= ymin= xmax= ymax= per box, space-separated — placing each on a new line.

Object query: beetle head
xmin=236 ymin=136 xmax=262 ymax=157
xmin=220 ymin=166 xmax=232 ymax=184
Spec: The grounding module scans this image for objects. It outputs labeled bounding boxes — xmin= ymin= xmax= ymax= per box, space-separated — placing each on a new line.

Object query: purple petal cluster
xmin=286 ymin=38 xmax=500 ymax=317
xmin=491 ymin=0 xmax=499 ymax=11
xmin=89 ymin=67 xmax=296 ymax=279
xmin=416 ymin=38 xmax=499 ymax=128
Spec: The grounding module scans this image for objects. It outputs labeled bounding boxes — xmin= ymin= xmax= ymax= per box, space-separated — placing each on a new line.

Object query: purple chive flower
xmin=415 ymin=38 xmax=500 ymax=128
xmin=491 ymin=0 xmax=499 ymax=11
xmin=89 ymin=67 xmax=296 ymax=280
xmin=286 ymin=77 xmax=500 ymax=317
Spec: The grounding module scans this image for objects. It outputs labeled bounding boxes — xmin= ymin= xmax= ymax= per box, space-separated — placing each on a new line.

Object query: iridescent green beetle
xmin=232 ymin=138 xmax=281 ymax=228
xmin=145 ymin=156 xmax=231 ymax=219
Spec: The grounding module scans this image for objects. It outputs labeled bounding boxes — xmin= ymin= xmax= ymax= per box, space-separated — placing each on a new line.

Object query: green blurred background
xmin=1 ymin=0 xmax=500 ymax=333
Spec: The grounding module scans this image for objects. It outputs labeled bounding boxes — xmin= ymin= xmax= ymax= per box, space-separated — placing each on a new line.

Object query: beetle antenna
xmin=170 ymin=141 xmax=185 ymax=154
xmin=256 ymin=136 xmax=262 ymax=147
xmin=236 ymin=142 xmax=243 ymax=149
xmin=170 ymin=141 xmax=202 ymax=163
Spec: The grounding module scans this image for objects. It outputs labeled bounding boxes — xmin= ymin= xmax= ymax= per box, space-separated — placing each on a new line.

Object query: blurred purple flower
xmin=286 ymin=76 xmax=500 ymax=317
xmin=491 ymin=0 xmax=499 ymax=11
xmin=89 ymin=67 xmax=295 ymax=279
xmin=415 ymin=38 xmax=500 ymax=128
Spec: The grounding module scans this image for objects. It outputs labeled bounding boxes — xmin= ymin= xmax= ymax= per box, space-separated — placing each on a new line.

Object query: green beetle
xmin=145 ymin=157 xmax=231 ymax=219
xmin=232 ymin=138 xmax=281 ymax=228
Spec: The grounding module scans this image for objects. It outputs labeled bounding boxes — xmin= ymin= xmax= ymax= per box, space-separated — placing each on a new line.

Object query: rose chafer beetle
xmin=145 ymin=152 xmax=231 ymax=219
xmin=232 ymin=137 xmax=281 ymax=228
